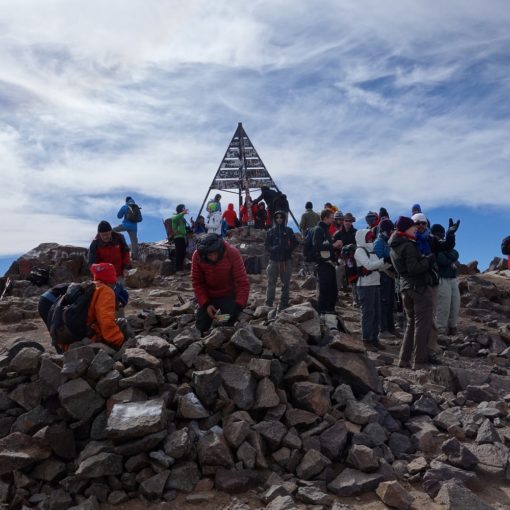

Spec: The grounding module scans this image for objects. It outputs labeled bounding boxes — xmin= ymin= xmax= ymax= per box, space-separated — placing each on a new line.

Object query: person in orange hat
xmin=87 ymin=263 xmax=126 ymax=349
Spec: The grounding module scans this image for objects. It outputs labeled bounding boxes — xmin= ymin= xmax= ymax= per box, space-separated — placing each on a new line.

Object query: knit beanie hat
xmin=412 ymin=203 xmax=422 ymax=213
xmin=176 ymin=204 xmax=186 ymax=213
xmin=305 ymin=201 xmax=313 ymax=210
xmin=379 ymin=219 xmax=394 ymax=234
xmin=365 ymin=211 xmax=378 ymax=226
xmin=411 ymin=213 xmax=427 ymax=224
xmin=97 ymin=220 xmax=112 ymax=233
xmin=334 ymin=210 xmax=344 ymax=221
xmin=396 ymin=216 xmax=415 ymax=232
xmin=431 ymin=224 xmax=445 ymax=235
xmin=90 ymin=263 xmax=117 ymax=284
xmin=379 ymin=207 xmax=389 ymax=219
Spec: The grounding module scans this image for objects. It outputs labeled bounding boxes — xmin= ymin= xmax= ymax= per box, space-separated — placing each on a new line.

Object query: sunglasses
xmin=416 ymin=221 xmax=427 ymax=226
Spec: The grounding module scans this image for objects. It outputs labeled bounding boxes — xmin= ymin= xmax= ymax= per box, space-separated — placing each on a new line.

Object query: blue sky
xmin=1 ymin=0 xmax=510 ymax=275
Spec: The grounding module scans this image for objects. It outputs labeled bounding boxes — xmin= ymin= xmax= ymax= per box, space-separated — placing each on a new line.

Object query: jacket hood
xmin=274 ymin=210 xmax=288 ymax=219
xmin=388 ymin=231 xmax=410 ymax=249
xmin=227 ymin=203 xmax=234 ymax=211
xmin=355 ymin=228 xmax=373 ymax=249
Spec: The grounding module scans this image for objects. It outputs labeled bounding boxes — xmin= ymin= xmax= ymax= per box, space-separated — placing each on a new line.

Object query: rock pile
xmin=1 ymin=296 xmax=509 ymax=509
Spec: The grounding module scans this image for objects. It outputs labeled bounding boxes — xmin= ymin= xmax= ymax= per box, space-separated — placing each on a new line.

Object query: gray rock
xmin=230 ymin=327 xmax=263 ymax=355
xmin=266 ymin=495 xmax=296 ymax=510
xmin=296 ymin=448 xmax=331 ymax=480
xmin=30 ymin=457 xmax=67 ymax=481
xmin=388 ymin=432 xmax=413 ymax=458
xmin=164 ymin=427 xmax=194 ymax=459
xmin=108 ymin=490 xmax=129 ymax=505
xmin=122 ymin=348 xmax=161 ymax=369
xmin=332 ymin=384 xmax=356 ymax=408
xmin=0 ymin=432 xmax=51 ymax=475
xmin=465 ymin=384 xmax=498 ymax=403
xmin=87 ymin=351 xmax=114 ymax=380
xmin=107 ymin=399 xmax=167 ymax=440
xmin=296 ymin=486 xmax=332 ymax=505
xmin=347 ymin=444 xmax=380 ymax=472
xmin=292 ymin=381 xmax=331 ymax=416
xmin=434 ymin=407 xmax=462 ymax=431
xmin=9 ymin=347 xmax=42 ymax=374
xmin=59 ymin=378 xmax=104 ymax=421
xmin=139 ymin=470 xmax=170 ymax=500
xmin=76 ymin=452 xmax=123 ymax=478
xmin=118 ymin=368 xmax=160 ymax=391
xmin=150 ymin=450 xmax=175 ymax=468
xmin=136 ymin=335 xmax=171 ymax=357
xmin=328 ymin=467 xmax=384 ymax=496
xmin=252 ymin=420 xmax=287 ymax=450
xmin=254 ymin=378 xmax=280 ymax=409
xmin=177 ymin=392 xmax=209 ymax=419
xmin=376 ymin=480 xmax=414 ymax=510
xmin=262 ymin=322 xmax=309 ymax=364
xmin=411 ymin=396 xmax=440 ymax=416
xmin=435 ymin=480 xmax=494 ymax=510
xmin=192 ymin=367 xmax=221 ymax=408
xmin=166 ymin=461 xmax=200 ymax=492
xmin=320 ymin=421 xmax=349 ymax=461
xmin=442 ymin=438 xmax=478 ymax=470
xmin=466 ymin=443 xmax=509 ymax=476
xmin=34 ymin=422 xmax=76 ymax=460
xmin=41 ymin=489 xmax=74 ymax=510
xmin=345 ymin=400 xmax=378 ymax=425
xmin=423 ymin=460 xmax=477 ymax=497
xmin=95 ymin=370 xmax=121 ymax=398
xmin=114 ymin=430 xmax=166 ymax=457
xmin=9 ymin=381 xmax=42 ymax=410
xmin=224 ymin=419 xmax=251 ymax=449
xmin=285 ymin=408 xmax=320 ymax=427
xmin=214 ymin=468 xmax=265 ymax=493
xmin=12 ymin=405 xmax=55 ymax=434
xmin=220 ymin=363 xmax=257 ymax=410
xmin=197 ymin=431 xmax=234 ymax=467
xmin=476 ymin=419 xmax=501 ymax=444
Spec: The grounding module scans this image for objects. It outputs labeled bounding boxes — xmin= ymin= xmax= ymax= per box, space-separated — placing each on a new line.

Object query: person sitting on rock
xmin=191 ymin=233 xmax=250 ymax=334
xmin=88 ymin=262 xmax=128 ymax=348
xmin=389 ymin=216 xmax=436 ymax=369
xmin=431 ymin=224 xmax=460 ymax=336
xmin=88 ymin=221 xmax=131 ymax=282
xmin=264 ymin=211 xmax=299 ymax=311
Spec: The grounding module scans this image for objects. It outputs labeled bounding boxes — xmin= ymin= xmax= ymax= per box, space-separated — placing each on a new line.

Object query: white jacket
xmin=206 ymin=211 xmax=223 ymax=235
xmin=354 ymin=229 xmax=387 ymax=287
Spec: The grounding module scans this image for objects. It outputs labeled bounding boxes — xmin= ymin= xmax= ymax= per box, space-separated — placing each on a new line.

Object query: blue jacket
xmin=415 ymin=229 xmax=431 ymax=255
xmin=373 ymin=235 xmax=390 ymax=259
xmin=117 ymin=202 xmax=138 ymax=232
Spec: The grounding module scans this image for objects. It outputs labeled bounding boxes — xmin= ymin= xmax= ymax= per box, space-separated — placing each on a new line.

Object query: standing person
xmin=331 ymin=211 xmax=346 ymax=289
xmin=389 ymin=216 xmax=436 ymax=369
xmin=502 ymin=236 xmax=510 ymax=269
xmin=172 ymin=204 xmax=189 ymax=272
xmin=374 ymin=219 xmax=397 ymax=338
xmin=255 ymin=202 xmax=268 ymax=229
xmin=333 ymin=212 xmax=357 ymax=247
xmin=207 ymin=194 xmax=222 ymax=213
xmin=113 ymin=196 xmax=142 ymax=260
xmin=222 ymin=203 xmax=239 ymax=230
xmin=206 ymin=201 xmax=223 ymax=236
xmin=194 ymin=215 xmax=207 ymax=234
xmin=191 ymin=233 xmax=250 ymax=334
xmin=313 ymin=209 xmax=342 ymax=327
xmin=89 ymin=221 xmax=131 ymax=281
xmin=379 ymin=207 xmax=390 ymax=222
xmin=264 ymin=211 xmax=299 ymax=311
xmin=355 ymin=229 xmax=389 ymax=351
xmin=432 ymin=224 xmax=461 ymax=336
xmin=300 ymin=202 xmax=320 ymax=234
xmin=365 ymin=211 xmax=380 ymax=232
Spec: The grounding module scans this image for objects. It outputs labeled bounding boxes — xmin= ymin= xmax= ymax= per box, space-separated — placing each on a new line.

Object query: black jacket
xmin=265 ymin=224 xmax=298 ymax=262
xmin=437 ymin=249 xmax=459 ymax=279
xmin=333 ymin=227 xmax=357 ymax=247
xmin=389 ymin=232 xmax=434 ymax=291
xmin=313 ymin=221 xmax=335 ymax=263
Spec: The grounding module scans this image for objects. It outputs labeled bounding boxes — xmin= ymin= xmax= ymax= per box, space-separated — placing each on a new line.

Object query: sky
xmin=1 ymin=0 xmax=510 ymax=275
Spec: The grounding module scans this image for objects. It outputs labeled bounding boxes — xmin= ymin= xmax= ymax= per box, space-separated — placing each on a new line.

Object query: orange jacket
xmin=87 ymin=282 xmax=124 ymax=348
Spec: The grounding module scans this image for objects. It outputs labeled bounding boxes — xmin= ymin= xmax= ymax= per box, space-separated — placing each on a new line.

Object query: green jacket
xmin=171 ymin=212 xmax=187 ymax=239
xmin=300 ymin=209 xmax=320 ymax=233
xmin=436 ymin=249 xmax=459 ymax=279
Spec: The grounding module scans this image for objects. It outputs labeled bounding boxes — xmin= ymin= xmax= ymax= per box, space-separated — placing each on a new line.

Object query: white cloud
xmin=1 ymin=0 xmax=510 ymax=255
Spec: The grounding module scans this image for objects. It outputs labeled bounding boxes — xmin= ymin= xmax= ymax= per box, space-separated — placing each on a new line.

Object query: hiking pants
xmin=196 ymin=295 xmax=238 ymax=334
xmin=436 ymin=277 xmax=460 ymax=333
xmin=379 ymin=272 xmax=396 ymax=333
xmin=357 ymin=285 xmax=381 ymax=344
xmin=399 ymin=286 xmax=434 ymax=366
xmin=174 ymin=237 xmax=187 ymax=271
xmin=317 ymin=262 xmax=337 ymax=313
xmin=113 ymin=225 xmax=139 ymax=260
xmin=266 ymin=260 xmax=292 ymax=308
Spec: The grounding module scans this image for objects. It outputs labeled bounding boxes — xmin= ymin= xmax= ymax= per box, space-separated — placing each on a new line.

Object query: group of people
xmin=300 ymin=202 xmax=461 ymax=369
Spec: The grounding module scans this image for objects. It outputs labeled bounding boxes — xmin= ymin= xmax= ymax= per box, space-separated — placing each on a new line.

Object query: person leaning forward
xmin=191 ymin=233 xmax=250 ymax=334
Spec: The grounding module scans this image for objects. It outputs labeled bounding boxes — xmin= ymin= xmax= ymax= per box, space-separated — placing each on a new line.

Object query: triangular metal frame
xmin=198 ymin=122 xmax=299 ymax=230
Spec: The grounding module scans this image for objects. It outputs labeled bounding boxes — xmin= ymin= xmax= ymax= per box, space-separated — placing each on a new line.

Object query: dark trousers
xmin=379 ymin=272 xmax=396 ymax=333
xmin=317 ymin=262 xmax=337 ymax=314
xmin=399 ymin=286 xmax=434 ymax=366
xmin=357 ymin=285 xmax=381 ymax=343
xmin=174 ymin=237 xmax=187 ymax=271
xmin=196 ymin=295 xmax=239 ymax=334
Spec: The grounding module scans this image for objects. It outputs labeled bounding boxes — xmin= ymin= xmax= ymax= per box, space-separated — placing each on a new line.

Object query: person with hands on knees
xmin=355 ymin=229 xmax=391 ymax=352
xmin=88 ymin=221 xmax=131 ymax=283
xmin=88 ymin=263 xmax=128 ymax=349
xmin=191 ymin=233 xmax=250 ymax=334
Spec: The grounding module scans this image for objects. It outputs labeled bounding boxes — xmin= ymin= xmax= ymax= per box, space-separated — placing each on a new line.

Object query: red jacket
xmin=88 ymin=232 xmax=131 ymax=277
xmin=222 ymin=203 xmax=239 ymax=228
xmin=191 ymin=242 xmax=250 ymax=308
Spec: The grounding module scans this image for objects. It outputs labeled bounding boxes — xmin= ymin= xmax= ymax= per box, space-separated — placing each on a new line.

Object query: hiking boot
xmin=397 ymin=359 xmax=411 ymax=368
xmin=373 ymin=341 xmax=386 ymax=351
xmin=363 ymin=341 xmax=378 ymax=353
xmin=447 ymin=327 xmax=458 ymax=336
xmin=379 ymin=331 xmax=396 ymax=340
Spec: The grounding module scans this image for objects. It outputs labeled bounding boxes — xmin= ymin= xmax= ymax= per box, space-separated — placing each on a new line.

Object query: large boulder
xmin=0 ymin=432 xmax=51 ymax=475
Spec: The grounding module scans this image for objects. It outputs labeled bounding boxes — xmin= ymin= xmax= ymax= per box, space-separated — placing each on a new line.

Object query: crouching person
xmin=192 ymin=233 xmax=250 ymax=334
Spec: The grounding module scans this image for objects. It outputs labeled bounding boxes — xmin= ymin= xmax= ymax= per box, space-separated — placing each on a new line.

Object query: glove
xmin=448 ymin=218 xmax=460 ymax=234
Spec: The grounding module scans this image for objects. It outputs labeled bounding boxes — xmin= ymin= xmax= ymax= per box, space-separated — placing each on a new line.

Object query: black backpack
xmin=47 ymin=282 xmax=95 ymax=352
xmin=27 ymin=267 xmax=50 ymax=286
xmin=125 ymin=203 xmax=143 ymax=223
xmin=502 ymin=236 xmax=510 ymax=256
xmin=303 ymin=227 xmax=318 ymax=263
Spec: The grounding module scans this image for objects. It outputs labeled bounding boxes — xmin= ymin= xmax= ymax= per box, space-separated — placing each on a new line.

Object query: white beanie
xmin=411 ymin=213 xmax=427 ymax=224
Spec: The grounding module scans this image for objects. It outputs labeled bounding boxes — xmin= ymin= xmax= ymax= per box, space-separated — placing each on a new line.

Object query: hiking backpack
xmin=163 ymin=218 xmax=175 ymax=241
xmin=502 ymin=236 xmax=510 ymax=256
xmin=303 ymin=227 xmax=318 ymax=263
xmin=125 ymin=203 xmax=143 ymax=223
xmin=47 ymin=282 xmax=95 ymax=352
xmin=341 ymin=244 xmax=372 ymax=284
xmin=27 ymin=267 xmax=50 ymax=286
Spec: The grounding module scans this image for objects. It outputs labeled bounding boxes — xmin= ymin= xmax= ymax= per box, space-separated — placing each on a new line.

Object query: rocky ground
xmin=1 ymin=231 xmax=510 ymax=510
